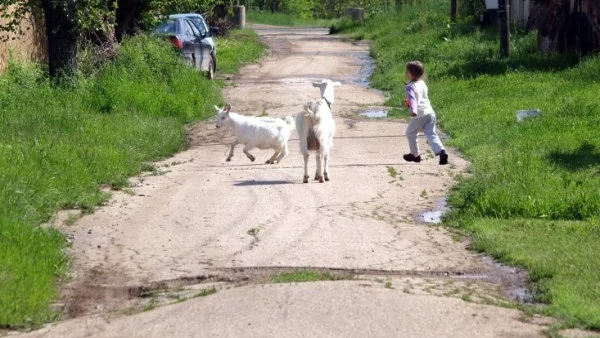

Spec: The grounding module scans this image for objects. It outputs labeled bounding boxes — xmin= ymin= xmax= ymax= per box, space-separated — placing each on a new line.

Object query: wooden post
xmin=345 ymin=8 xmax=364 ymax=21
xmin=498 ymin=0 xmax=510 ymax=56
xmin=233 ymin=5 xmax=245 ymax=29
xmin=451 ymin=0 xmax=458 ymax=22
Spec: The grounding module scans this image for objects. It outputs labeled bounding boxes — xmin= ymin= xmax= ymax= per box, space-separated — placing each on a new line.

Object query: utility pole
xmin=498 ymin=0 xmax=510 ymax=56
xmin=450 ymin=0 xmax=458 ymax=22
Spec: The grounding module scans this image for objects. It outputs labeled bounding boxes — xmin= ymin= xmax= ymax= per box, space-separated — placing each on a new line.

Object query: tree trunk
xmin=499 ymin=0 xmax=510 ymax=56
xmin=395 ymin=0 xmax=403 ymax=10
xmin=42 ymin=0 xmax=78 ymax=78
xmin=270 ymin=0 xmax=280 ymax=13
xmin=451 ymin=0 xmax=458 ymax=22
xmin=116 ymin=0 xmax=145 ymax=41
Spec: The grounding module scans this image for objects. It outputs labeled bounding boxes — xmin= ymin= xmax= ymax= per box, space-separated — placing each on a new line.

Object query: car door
xmin=190 ymin=17 xmax=216 ymax=54
xmin=184 ymin=20 xmax=211 ymax=71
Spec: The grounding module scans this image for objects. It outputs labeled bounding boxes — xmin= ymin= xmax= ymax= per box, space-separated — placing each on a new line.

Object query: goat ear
xmin=224 ymin=104 xmax=231 ymax=114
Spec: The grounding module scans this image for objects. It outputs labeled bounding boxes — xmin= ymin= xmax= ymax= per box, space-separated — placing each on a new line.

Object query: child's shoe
xmin=439 ymin=150 xmax=448 ymax=165
xmin=403 ymin=153 xmax=422 ymax=163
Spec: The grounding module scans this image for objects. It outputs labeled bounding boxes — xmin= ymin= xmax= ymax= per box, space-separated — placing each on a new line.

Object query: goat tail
xmin=284 ymin=116 xmax=296 ymax=130
xmin=303 ymin=103 xmax=317 ymax=120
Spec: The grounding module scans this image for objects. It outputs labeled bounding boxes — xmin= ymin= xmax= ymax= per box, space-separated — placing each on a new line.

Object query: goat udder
xmin=307 ymin=129 xmax=320 ymax=151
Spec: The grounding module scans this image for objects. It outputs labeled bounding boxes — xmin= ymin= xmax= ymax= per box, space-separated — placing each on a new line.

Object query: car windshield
xmin=155 ymin=20 xmax=177 ymax=34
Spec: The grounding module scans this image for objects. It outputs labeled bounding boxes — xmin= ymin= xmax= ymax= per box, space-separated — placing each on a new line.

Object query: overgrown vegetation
xmin=0 ymin=30 xmax=264 ymax=328
xmin=334 ymin=1 xmax=600 ymax=329
xmin=272 ymin=270 xmax=343 ymax=283
xmin=244 ymin=0 xmax=400 ymax=19
xmin=247 ymin=11 xmax=333 ymax=27
xmin=217 ymin=29 xmax=266 ymax=73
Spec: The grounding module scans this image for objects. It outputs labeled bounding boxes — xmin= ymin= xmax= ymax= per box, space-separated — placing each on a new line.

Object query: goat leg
xmin=266 ymin=150 xmax=280 ymax=164
xmin=315 ymin=153 xmax=324 ymax=183
xmin=323 ymin=153 xmax=330 ymax=181
xmin=243 ymin=145 xmax=255 ymax=162
xmin=302 ymin=152 xmax=309 ymax=183
xmin=227 ymin=140 xmax=239 ymax=162
xmin=274 ymin=144 xmax=288 ymax=164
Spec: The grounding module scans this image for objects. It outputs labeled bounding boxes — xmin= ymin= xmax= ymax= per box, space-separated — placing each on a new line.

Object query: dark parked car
xmin=155 ymin=16 xmax=216 ymax=79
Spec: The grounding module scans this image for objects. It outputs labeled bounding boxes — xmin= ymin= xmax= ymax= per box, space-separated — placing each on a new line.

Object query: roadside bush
xmin=280 ymin=0 xmax=314 ymax=19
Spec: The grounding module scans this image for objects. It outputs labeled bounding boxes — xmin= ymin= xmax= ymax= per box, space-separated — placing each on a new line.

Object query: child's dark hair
xmin=406 ymin=61 xmax=425 ymax=79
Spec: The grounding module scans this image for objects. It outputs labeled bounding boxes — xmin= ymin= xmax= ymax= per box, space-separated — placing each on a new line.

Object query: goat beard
xmin=307 ymin=129 xmax=320 ymax=151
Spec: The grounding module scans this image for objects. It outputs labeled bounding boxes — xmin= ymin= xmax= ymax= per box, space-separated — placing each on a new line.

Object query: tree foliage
xmin=0 ymin=0 xmax=117 ymax=39
xmin=243 ymin=0 xmax=400 ymax=19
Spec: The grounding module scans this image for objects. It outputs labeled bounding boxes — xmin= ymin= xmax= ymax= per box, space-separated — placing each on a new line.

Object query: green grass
xmin=0 ymin=30 xmax=264 ymax=328
xmin=466 ymin=218 xmax=600 ymax=327
xmin=192 ymin=286 xmax=217 ymax=298
xmin=248 ymin=11 xmax=334 ymax=27
xmin=334 ymin=1 xmax=600 ymax=329
xmin=272 ymin=270 xmax=340 ymax=283
xmin=216 ymin=29 xmax=265 ymax=74
xmin=386 ymin=166 xmax=398 ymax=178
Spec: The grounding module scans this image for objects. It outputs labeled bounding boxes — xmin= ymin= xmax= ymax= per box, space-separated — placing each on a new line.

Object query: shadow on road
xmin=234 ymin=180 xmax=296 ymax=186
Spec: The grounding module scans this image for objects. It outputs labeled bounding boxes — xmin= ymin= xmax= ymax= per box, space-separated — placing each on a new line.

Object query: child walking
xmin=403 ymin=61 xmax=448 ymax=165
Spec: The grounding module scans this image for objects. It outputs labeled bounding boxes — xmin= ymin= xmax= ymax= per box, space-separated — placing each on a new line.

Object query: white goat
xmin=215 ymin=104 xmax=295 ymax=164
xmin=296 ymin=79 xmax=342 ymax=183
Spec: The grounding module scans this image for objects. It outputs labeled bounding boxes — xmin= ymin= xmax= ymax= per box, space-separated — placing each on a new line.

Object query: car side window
xmin=192 ymin=18 xmax=207 ymax=36
xmin=181 ymin=21 xmax=192 ymax=37
xmin=156 ymin=20 xmax=176 ymax=34
xmin=186 ymin=20 xmax=201 ymax=37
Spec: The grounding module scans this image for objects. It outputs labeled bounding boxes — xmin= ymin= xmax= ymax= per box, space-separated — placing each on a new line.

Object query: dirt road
xmin=16 ymin=25 xmax=560 ymax=338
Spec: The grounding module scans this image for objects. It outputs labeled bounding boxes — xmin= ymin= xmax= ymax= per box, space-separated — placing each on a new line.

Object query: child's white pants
xmin=406 ymin=114 xmax=445 ymax=156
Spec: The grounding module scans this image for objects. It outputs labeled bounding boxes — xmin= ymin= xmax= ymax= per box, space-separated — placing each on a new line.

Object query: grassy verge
xmin=333 ymin=1 xmax=600 ymax=329
xmin=217 ymin=29 xmax=266 ymax=74
xmin=272 ymin=270 xmax=341 ymax=283
xmin=248 ymin=11 xmax=333 ymax=27
xmin=0 ymin=30 xmax=264 ymax=328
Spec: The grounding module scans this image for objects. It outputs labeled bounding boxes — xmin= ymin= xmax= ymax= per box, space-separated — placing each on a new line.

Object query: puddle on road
xmin=360 ymin=109 xmax=388 ymax=118
xmin=418 ymin=198 xmax=535 ymax=304
xmin=420 ymin=198 xmax=449 ymax=225
xmin=483 ymin=257 xmax=535 ymax=304
xmin=422 ymin=210 xmax=444 ymax=224
xmin=354 ymin=52 xmax=376 ymax=87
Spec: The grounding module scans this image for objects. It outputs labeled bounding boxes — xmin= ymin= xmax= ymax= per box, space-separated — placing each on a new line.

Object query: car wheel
xmin=206 ymin=57 xmax=215 ymax=80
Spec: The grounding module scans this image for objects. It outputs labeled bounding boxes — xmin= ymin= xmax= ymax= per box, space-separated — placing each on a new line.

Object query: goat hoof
xmin=303 ymin=176 xmax=309 ymax=183
xmin=319 ymin=177 xmax=325 ymax=183
xmin=324 ymin=174 xmax=330 ymax=181
xmin=250 ymin=157 xmax=255 ymax=162
xmin=226 ymin=158 xmax=232 ymax=162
